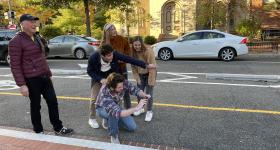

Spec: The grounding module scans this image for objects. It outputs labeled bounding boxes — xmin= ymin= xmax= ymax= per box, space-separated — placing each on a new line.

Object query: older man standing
xmin=8 ymin=14 xmax=73 ymax=135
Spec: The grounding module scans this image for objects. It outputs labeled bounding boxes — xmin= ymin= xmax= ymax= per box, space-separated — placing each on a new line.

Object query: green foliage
xmin=40 ymin=25 xmax=63 ymax=40
xmin=92 ymin=27 xmax=102 ymax=39
xmin=91 ymin=0 xmax=131 ymax=9
xmin=94 ymin=9 xmax=109 ymax=29
xmin=39 ymin=0 xmax=131 ymax=9
xmin=0 ymin=4 xmax=8 ymax=27
xmin=263 ymin=1 xmax=280 ymax=10
xmin=39 ymin=0 xmax=77 ymax=9
xmin=144 ymin=36 xmax=157 ymax=45
xmin=52 ymin=8 xmax=84 ymax=34
xmin=235 ymin=18 xmax=261 ymax=40
xmin=196 ymin=0 xmax=227 ymax=29
xmin=105 ymin=9 xmax=125 ymax=24
xmin=196 ymin=0 xmax=248 ymax=30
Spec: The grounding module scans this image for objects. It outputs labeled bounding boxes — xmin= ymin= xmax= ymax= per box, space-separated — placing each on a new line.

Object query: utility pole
xmin=8 ymin=0 xmax=13 ymax=25
xmin=8 ymin=0 xmax=11 ymax=12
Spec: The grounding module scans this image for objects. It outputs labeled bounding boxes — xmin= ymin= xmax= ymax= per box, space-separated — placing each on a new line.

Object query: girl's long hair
xmin=131 ymin=36 xmax=147 ymax=57
xmin=100 ymin=23 xmax=114 ymax=46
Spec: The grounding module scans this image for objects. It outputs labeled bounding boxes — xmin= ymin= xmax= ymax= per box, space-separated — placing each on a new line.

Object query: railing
xmin=247 ymin=41 xmax=280 ymax=53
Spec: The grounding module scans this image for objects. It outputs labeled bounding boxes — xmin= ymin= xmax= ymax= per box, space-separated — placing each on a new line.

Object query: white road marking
xmin=0 ymin=80 xmax=19 ymax=90
xmin=241 ymin=61 xmax=280 ymax=64
xmin=78 ymin=64 xmax=88 ymax=69
xmin=159 ymin=80 xmax=272 ymax=88
xmin=1 ymin=69 xmax=280 ymax=88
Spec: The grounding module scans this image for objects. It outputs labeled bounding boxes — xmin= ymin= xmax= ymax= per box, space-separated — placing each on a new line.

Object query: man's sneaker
xmin=133 ymin=108 xmax=145 ymax=116
xmin=102 ymin=119 xmax=108 ymax=130
xmin=145 ymin=111 xmax=153 ymax=122
xmin=111 ymin=135 xmax=120 ymax=144
xmin=55 ymin=127 xmax=74 ymax=136
xmin=88 ymin=118 xmax=99 ymax=128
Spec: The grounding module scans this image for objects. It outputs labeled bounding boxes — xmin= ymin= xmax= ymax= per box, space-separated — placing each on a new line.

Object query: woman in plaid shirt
xmin=95 ymin=73 xmax=150 ymax=144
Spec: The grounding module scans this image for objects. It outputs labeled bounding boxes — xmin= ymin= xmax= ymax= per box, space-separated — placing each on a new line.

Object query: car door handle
xmin=192 ymin=43 xmax=199 ymax=45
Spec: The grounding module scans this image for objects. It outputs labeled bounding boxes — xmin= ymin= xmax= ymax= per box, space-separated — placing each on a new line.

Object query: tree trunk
xmin=125 ymin=9 xmax=130 ymax=41
xmin=84 ymin=0 xmax=91 ymax=36
xmin=226 ymin=4 xmax=230 ymax=32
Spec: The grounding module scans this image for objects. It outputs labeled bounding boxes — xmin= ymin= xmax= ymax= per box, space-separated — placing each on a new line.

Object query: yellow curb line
xmin=1 ymin=92 xmax=280 ymax=115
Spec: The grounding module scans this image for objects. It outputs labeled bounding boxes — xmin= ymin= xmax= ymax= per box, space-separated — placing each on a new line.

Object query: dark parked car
xmin=0 ymin=30 xmax=18 ymax=64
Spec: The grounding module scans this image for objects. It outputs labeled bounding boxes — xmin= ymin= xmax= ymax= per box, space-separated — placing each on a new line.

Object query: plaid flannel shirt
xmin=96 ymin=80 xmax=142 ymax=119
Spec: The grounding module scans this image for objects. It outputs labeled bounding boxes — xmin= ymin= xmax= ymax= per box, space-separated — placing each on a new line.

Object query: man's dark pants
xmin=26 ymin=75 xmax=63 ymax=133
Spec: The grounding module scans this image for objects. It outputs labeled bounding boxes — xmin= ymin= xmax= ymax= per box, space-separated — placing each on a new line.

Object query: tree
xmin=0 ymin=3 xmax=8 ymax=27
xmin=196 ymin=0 xmax=227 ymax=30
xmin=93 ymin=8 xmax=108 ymax=29
xmin=40 ymin=25 xmax=63 ymax=40
xmin=196 ymin=0 xmax=248 ymax=32
xmin=236 ymin=18 xmax=261 ymax=40
xmin=263 ymin=0 xmax=280 ymax=10
xmin=38 ymin=0 xmax=132 ymax=36
xmin=277 ymin=0 xmax=280 ymax=9
xmin=52 ymin=8 xmax=84 ymax=34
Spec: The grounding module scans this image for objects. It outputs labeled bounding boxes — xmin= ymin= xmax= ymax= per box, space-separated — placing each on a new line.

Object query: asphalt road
xmin=1 ymin=54 xmax=280 ymax=150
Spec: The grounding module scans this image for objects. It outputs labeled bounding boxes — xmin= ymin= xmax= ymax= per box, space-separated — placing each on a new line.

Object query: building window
xmin=166 ymin=11 xmax=171 ymax=23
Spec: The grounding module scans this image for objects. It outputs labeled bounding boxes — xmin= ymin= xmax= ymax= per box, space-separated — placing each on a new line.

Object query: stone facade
xmin=149 ymin=0 xmax=196 ymax=39
xmin=116 ymin=0 xmax=278 ymax=39
xmin=117 ymin=0 xmax=196 ymax=40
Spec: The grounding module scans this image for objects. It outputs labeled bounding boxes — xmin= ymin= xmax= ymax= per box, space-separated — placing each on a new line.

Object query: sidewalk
xmin=0 ymin=126 xmax=186 ymax=150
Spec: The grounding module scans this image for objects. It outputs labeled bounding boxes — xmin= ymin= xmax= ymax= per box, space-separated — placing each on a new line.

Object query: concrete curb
xmin=0 ymin=128 xmax=154 ymax=150
xmin=206 ymin=73 xmax=280 ymax=82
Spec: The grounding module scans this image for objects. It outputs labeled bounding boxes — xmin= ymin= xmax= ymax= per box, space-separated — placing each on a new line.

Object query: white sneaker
xmin=88 ymin=119 xmax=99 ymax=128
xmin=145 ymin=111 xmax=153 ymax=122
xmin=102 ymin=119 xmax=108 ymax=130
xmin=111 ymin=135 xmax=120 ymax=144
xmin=133 ymin=108 xmax=145 ymax=116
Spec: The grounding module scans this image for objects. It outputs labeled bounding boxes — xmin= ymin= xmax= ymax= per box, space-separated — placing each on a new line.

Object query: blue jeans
xmin=96 ymin=106 xmax=137 ymax=137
